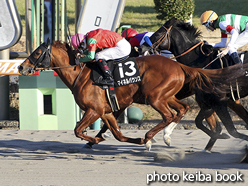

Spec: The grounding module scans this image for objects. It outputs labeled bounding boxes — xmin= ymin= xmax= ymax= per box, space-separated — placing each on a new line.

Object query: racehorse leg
xmin=86 ymin=124 xmax=109 ymax=148
xmin=214 ymin=105 xmax=248 ymax=141
xmin=74 ymin=108 xmax=106 ymax=145
xmin=145 ymin=97 xmax=189 ymax=150
xmin=163 ymin=97 xmax=189 ymax=146
xmin=101 ymin=112 xmax=144 ymax=144
xmin=86 ymin=108 xmax=127 ymax=147
xmin=195 ymin=108 xmax=229 ymax=140
xmin=204 ymin=112 xmax=224 ymax=151
xmin=228 ymin=99 xmax=248 ymax=129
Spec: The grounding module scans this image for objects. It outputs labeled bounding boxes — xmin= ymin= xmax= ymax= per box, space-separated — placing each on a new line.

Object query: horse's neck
xmin=51 ymin=48 xmax=90 ymax=90
xmin=171 ymin=43 xmax=218 ymax=68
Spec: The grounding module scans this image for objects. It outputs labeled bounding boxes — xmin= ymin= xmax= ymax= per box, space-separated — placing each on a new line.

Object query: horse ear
xmin=165 ymin=17 xmax=177 ymax=27
xmin=171 ymin=17 xmax=178 ymax=23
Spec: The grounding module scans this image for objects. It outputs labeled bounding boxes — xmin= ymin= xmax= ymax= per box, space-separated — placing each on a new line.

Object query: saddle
xmin=91 ymin=57 xmax=142 ymax=112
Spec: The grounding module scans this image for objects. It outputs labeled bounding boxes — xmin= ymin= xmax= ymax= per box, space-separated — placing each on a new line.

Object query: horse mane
xmin=168 ymin=18 xmax=202 ymax=42
xmin=52 ymin=40 xmax=78 ymax=66
xmin=53 ymin=40 xmax=74 ymax=52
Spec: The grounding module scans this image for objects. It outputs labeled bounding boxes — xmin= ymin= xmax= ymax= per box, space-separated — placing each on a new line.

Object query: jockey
xmin=122 ymin=28 xmax=153 ymax=47
xmin=71 ymin=29 xmax=131 ymax=86
xmin=122 ymin=28 xmax=173 ymax=58
xmin=201 ymin=10 xmax=248 ymax=64
xmin=121 ymin=28 xmax=138 ymax=41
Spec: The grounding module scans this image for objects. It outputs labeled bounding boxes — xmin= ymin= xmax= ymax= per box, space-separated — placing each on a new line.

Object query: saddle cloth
xmin=91 ymin=57 xmax=142 ymax=87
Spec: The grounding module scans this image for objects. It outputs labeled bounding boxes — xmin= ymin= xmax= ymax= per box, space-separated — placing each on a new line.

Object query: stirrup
xmin=95 ymin=77 xmax=114 ymax=86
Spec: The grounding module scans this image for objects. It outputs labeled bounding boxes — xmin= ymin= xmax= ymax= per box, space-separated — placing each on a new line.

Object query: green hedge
xmin=154 ymin=0 xmax=195 ymax=21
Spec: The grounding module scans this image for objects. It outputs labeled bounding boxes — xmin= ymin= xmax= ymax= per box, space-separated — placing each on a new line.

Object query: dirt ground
xmin=8 ymin=24 xmax=248 ymax=121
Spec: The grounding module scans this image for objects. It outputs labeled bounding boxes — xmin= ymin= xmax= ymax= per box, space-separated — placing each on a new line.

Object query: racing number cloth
xmin=113 ymin=57 xmax=141 ymax=87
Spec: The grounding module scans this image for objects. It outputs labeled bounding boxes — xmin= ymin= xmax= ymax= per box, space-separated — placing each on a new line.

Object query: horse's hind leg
xmin=101 ymin=113 xmax=144 ymax=144
xmin=163 ymin=97 xmax=189 ymax=146
xmin=145 ymin=97 xmax=189 ymax=150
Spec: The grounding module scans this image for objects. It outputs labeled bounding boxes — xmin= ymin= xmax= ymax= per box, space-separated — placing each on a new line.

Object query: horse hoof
xmin=163 ymin=135 xmax=171 ymax=146
xmin=83 ymin=143 xmax=93 ymax=149
xmin=145 ymin=141 xmax=152 ymax=151
xmin=220 ymin=133 xmax=230 ymax=139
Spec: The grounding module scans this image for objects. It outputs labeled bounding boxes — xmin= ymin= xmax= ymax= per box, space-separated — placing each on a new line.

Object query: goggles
xmin=204 ymin=11 xmax=215 ymax=30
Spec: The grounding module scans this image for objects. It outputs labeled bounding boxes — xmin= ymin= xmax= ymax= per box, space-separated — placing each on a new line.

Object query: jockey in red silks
xmin=71 ymin=29 xmax=131 ymax=86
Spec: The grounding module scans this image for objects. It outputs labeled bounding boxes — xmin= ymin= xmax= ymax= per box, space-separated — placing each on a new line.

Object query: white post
xmin=0 ymin=49 xmax=10 ymax=119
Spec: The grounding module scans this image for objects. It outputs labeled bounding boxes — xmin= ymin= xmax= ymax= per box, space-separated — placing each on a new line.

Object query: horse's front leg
xmin=203 ymin=112 xmax=224 ymax=151
xmin=228 ymin=99 xmax=248 ymax=128
xmin=74 ymin=108 xmax=105 ymax=145
xmin=101 ymin=112 xmax=144 ymax=145
xmin=195 ymin=108 xmax=230 ymax=140
xmin=86 ymin=108 xmax=126 ymax=147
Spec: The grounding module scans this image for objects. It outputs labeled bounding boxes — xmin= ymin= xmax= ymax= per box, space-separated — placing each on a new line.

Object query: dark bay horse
xmin=18 ymin=40 xmax=248 ymax=151
xmin=139 ymin=18 xmax=248 ymax=150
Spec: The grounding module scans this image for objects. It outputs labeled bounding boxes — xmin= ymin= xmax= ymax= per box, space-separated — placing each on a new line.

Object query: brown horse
xmin=18 ymin=40 xmax=245 ymax=150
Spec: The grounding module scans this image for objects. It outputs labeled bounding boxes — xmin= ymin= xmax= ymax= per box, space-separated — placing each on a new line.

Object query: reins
xmin=150 ymin=25 xmax=208 ymax=59
xmin=171 ymin=41 xmax=205 ymax=60
xmin=35 ymin=64 xmax=78 ymax=71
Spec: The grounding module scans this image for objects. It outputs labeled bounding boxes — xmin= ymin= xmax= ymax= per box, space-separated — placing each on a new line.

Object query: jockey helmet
xmin=71 ymin=33 xmax=85 ymax=50
xmin=121 ymin=28 xmax=138 ymax=40
xmin=200 ymin=11 xmax=218 ymax=26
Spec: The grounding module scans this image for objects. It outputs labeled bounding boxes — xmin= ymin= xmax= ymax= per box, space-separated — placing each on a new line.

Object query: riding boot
xmin=230 ymin=52 xmax=242 ymax=65
xmin=96 ymin=59 xmax=114 ymax=86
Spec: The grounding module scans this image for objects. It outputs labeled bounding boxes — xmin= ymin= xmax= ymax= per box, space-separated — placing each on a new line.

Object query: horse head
xmin=19 ymin=38 xmax=52 ymax=76
xmin=139 ymin=18 xmax=204 ymax=56
xmin=139 ymin=18 xmax=177 ymax=56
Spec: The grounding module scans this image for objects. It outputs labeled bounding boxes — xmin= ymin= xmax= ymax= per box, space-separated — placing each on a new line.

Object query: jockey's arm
xmin=79 ymin=38 xmax=97 ymax=63
xmin=129 ymin=37 xmax=139 ymax=47
xmin=210 ymin=32 xmax=227 ymax=48
xmin=79 ymin=50 xmax=95 ymax=62
xmin=144 ymin=36 xmax=153 ymax=47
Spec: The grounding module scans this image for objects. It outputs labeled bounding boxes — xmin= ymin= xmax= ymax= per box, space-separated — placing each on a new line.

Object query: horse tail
xmin=178 ymin=62 xmax=247 ymax=95
xmin=177 ymin=62 xmax=214 ymax=93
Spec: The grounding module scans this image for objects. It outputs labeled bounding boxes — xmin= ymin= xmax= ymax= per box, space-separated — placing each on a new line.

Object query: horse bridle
xmin=28 ymin=42 xmax=52 ymax=72
xmin=149 ymin=25 xmax=207 ymax=59
xmin=150 ymin=25 xmax=172 ymax=51
xmin=28 ymin=40 xmax=86 ymax=93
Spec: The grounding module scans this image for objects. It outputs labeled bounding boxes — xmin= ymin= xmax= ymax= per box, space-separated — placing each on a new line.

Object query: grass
xmin=15 ymin=0 xmax=248 ymax=36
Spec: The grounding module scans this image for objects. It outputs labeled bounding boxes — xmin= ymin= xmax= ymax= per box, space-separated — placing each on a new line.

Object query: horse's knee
xmin=74 ymin=128 xmax=83 ymax=138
